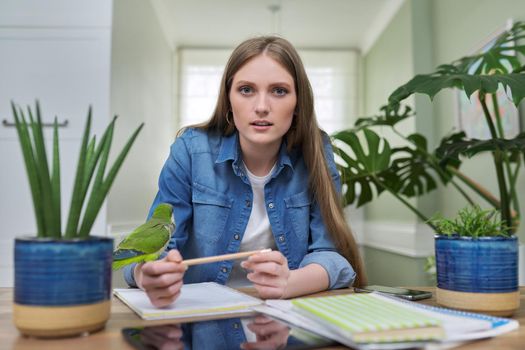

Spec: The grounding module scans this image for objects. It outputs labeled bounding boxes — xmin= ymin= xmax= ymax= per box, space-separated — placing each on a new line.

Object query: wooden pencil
xmin=183 ymin=248 xmax=272 ymax=266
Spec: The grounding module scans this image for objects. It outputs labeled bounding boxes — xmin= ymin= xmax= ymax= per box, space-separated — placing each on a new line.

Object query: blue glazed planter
xmin=435 ymin=235 xmax=518 ymax=293
xmin=434 ymin=235 xmax=520 ymax=316
xmin=13 ymin=236 xmax=113 ymax=337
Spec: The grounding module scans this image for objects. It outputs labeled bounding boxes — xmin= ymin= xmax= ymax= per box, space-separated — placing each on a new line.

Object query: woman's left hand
xmin=241 ymin=315 xmax=290 ymax=350
xmin=241 ymin=250 xmax=290 ymax=299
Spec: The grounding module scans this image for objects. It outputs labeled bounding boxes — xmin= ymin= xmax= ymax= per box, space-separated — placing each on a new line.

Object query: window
xmin=177 ymin=48 xmax=358 ymax=134
xmin=177 ymin=49 xmax=231 ymax=127
xmin=300 ymin=50 xmax=358 ymax=134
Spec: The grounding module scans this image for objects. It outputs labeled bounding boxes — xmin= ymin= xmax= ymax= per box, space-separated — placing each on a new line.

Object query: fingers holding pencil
xmin=136 ymin=250 xmax=187 ymax=308
xmin=182 ymin=248 xmax=272 ymax=266
xmin=241 ymin=250 xmax=290 ymax=299
xmin=135 ymin=248 xmax=273 ymax=308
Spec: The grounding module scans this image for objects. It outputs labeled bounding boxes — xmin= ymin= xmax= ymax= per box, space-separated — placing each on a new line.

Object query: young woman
xmin=124 ymin=36 xmax=366 ymax=307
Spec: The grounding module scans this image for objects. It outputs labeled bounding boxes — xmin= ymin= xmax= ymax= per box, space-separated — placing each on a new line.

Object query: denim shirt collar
xmin=215 ymin=131 xmax=294 ymax=177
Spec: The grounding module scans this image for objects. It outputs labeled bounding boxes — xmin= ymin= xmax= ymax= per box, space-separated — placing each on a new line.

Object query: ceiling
xmin=151 ymin=0 xmax=404 ymax=53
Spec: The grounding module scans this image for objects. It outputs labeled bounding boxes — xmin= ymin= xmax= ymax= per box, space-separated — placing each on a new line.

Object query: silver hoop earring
xmin=226 ymin=111 xmax=232 ymax=125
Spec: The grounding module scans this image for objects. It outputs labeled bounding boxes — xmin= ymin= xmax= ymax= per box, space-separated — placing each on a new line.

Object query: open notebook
xmin=114 ymin=282 xmax=261 ymax=320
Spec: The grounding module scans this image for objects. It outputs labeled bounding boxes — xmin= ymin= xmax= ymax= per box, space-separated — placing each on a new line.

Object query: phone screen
xmin=354 ymin=285 xmax=432 ymax=300
xmin=122 ymin=314 xmax=335 ymax=350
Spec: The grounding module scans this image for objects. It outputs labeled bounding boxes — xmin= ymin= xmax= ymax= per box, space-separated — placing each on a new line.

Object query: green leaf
xmin=12 ymin=102 xmax=144 ymax=239
xmin=92 ymin=118 xmax=115 ymax=196
xmin=431 ymin=205 xmax=510 ymax=237
xmin=85 ymin=136 xmax=96 ymax=177
xmin=389 ymin=73 xmax=525 ymax=107
xmin=65 ymin=107 xmax=92 ymax=238
xmin=11 ymin=102 xmax=45 ymax=236
xmin=51 ymin=117 xmax=61 ymax=235
xmin=437 ymin=132 xmax=525 ymax=163
xmin=471 ymin=22 xmax=525 ymax=74
xmin=29 ymin=102 xmax=58 ymax=237
xmin=354 ymin=104 xmax=414 ymax=130
xmin=434 ymin=132 xmax=466 ymax=168
xmin=331 ymin=128 xmax=391 ymax=207
xmin=387 ymin=133 xmax=441 ymax=197
xmin=78 ymin=122 xmax=144 ymax=237
xmin=389 ymin=21 xmax=525 ymax=107
xmin=80 ymin=117 xmax=117 ymax=213
xmin=78 ymin=116 xmax=116 ymax=237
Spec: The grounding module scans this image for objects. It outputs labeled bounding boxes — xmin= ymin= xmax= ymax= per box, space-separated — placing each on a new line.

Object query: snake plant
xmin=12 ymin=101 xmax=143 ymax=239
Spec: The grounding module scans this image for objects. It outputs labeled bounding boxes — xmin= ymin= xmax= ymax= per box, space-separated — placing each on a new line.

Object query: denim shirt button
xmin=268 ymin=202 xmax=274 ymax=209
xmin=234 ymin=234 xmax=240 ymax=240
xmin=278 ymin=235 xmax=285 ymax=242
xmin=221 ymin=267 xmax=228 ymax=273
xmin=233 ymin=322 xmax=240 ymax=329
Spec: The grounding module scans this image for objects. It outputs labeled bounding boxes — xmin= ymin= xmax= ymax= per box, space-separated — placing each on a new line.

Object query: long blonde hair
xmin=195 ymin=36 xmax=366 ymax=287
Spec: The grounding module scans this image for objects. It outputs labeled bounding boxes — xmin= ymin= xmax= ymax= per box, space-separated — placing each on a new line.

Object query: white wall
xmin=0 ymin=0 xmax=113 ymax=286
xmin=108 ymin=0 xmax=175 ymax=233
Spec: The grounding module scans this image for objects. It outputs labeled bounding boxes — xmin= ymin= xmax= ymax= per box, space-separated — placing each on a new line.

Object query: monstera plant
xmin=333 ymin=21 xmax=525 ymax=235
xmin=332 ymin=21 xmax=525 ymax=315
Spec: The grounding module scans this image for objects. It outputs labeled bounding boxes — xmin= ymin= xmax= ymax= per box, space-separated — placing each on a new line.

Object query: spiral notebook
xmin=291 ymin=293 xmax=445 ymax=344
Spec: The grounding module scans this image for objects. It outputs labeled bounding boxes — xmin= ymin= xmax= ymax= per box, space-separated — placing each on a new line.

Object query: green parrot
xmin=112 ymin=203 xmax=174 ymax=270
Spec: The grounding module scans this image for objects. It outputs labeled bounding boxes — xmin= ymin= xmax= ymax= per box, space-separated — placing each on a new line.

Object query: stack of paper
xmin=387 ymin=295 xmax=520 ymax=342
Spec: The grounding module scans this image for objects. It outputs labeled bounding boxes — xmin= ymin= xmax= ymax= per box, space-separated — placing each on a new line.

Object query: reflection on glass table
xmin=122 ymin=314 xmax=335 ymax=350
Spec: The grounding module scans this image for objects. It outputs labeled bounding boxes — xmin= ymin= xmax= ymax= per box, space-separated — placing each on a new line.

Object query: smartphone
xmin=353 ymin=285 xmax=432 ymax=301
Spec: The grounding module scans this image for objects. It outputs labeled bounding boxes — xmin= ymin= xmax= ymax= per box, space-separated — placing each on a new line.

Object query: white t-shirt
xmin=227 ymin=163 xmax=277 ymax=288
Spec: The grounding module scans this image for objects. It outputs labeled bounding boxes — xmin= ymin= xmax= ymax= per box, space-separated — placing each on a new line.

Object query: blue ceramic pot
xmin=435 ymin=235 xmax=518 ymax=293
xmin=14 ymin=236 xmax=113 ymax=306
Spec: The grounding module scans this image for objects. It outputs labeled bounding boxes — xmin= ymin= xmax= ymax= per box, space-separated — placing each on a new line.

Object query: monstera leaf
xmin=458 ymin=21 xmax=525 ymax=74
xmin=434 ymin=131 xmax=468 ymax=168
xmin=389 ymin=72 xmax=525 ymax=106
xmin=332 ymin=128 xmax=392 ymax=207
xmin=389 ymin=21 xmax=525 ymax=106
xmin=436 ymin=132 xmax=525 ymax=164
xmin=386 ymin=133 xmax=446 ymax=198
xmin=354 ymin=104 xmax=414 ymax=130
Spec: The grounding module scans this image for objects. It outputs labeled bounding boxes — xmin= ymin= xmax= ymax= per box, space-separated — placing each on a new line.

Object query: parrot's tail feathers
xmin=112 ymin=259 xmax=131 ymax=270
xmin=112 ymin=252 xmax=161 ymax=270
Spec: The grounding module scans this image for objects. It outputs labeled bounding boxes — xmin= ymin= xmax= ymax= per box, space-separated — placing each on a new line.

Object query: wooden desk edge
xmin=1 ymin=287 xmax=524 ymax=350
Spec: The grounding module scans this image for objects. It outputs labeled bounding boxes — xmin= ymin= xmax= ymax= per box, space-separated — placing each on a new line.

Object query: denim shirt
xmin=123 ymin=128 xmax=355 ymax=289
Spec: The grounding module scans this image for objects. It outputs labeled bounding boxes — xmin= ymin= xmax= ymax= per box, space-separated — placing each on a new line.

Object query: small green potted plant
xmin=431 ymin=206 xmax=518 ymax=316
xmin=331 ymin=21 xmax=524 ymax=315
xmin=11 ymin=101 xmax=143 ymax=337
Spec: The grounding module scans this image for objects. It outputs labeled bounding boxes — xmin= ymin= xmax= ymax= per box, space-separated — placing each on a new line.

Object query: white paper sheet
xmin=114 ymin=282 xmax=262 ymax=320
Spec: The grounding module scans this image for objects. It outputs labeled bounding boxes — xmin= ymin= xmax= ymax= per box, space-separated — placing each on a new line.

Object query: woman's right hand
xmin=134 ymin=249 xmax=187 ymax=308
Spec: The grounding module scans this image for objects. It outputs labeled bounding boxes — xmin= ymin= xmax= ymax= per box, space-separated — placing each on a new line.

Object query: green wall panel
xmin=363 ymin=246 xmax=434 ymax=287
